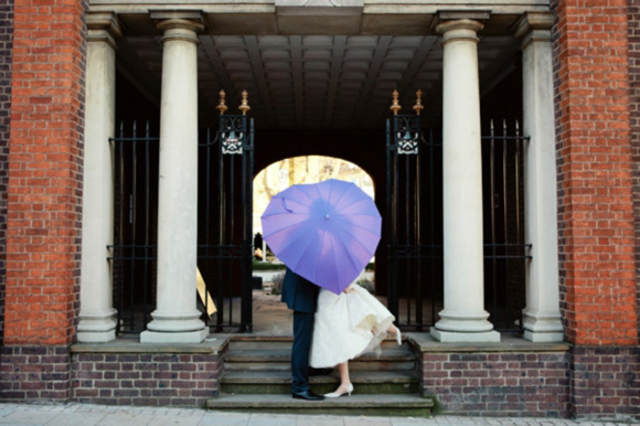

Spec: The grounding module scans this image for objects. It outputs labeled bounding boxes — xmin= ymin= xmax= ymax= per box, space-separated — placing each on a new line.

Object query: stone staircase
xmin=206 ymin=335 xmax=435 ymax=417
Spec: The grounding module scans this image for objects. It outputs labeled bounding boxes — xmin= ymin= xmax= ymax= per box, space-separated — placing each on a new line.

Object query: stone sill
xmin=71 ymin=332 xmax=570 ymax=354
xmin=70 ymin=335 xmax=230 ymax=354
xmin=407 ymin=332 xmax=571 ymax=353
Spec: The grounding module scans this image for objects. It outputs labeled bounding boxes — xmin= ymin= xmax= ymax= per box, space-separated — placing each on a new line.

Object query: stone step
xmin=223 ymin=349 xmax=416 ymax=371
xmin=206 ymin=394 xmax=434 ymax=417
xmin=221 ymin=370 xmax=420 ymax=395
xmin=227 ymin=336 xmax=407 ymax=351
xmin=224 ymin=360 xmax=416 ymax=372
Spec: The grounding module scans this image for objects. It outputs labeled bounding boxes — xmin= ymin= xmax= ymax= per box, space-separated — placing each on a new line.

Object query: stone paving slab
xmin=0 ymin=403 xmax=637 ymax=426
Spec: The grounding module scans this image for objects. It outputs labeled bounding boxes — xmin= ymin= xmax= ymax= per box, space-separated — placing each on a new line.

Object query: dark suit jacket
xmin=281 ymin=268 xmax=319 ymax=313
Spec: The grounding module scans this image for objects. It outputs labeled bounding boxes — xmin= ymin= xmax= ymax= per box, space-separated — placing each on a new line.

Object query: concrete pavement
xmin=0 ymin=403 xmax=637 ymax=426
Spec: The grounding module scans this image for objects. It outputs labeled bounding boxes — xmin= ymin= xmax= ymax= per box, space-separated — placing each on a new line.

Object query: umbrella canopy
xmin=261 ymin=179 xmax=381 ymax=294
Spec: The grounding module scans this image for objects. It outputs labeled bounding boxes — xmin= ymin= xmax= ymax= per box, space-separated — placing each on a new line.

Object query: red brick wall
xmin=629 ymin=0 xmax=640 ymax=337
xmin=72 ymin=352 xmax=222 ymax=406
xmin=0 ymin=0 xmax=14 ymax=346
xmin=569 ymin=346 xmax=640 ymax=418
xmin=421 ymin=352 xmax=570 ymax=417
xmin=4 ymin=0 xmax=87 ymax=345
xmin=0 ymin=346 xmax=71 ymax=400
xmin=552 ymin=0 xmax=638 ymax=345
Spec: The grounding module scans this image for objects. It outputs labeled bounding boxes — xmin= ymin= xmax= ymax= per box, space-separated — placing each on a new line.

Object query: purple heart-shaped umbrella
xmin=261 ymin=179 xmax=381 ymax=294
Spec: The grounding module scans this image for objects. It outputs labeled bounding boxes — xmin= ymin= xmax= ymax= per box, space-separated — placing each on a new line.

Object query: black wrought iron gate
xmin=385 ymin=105 xmax=443 ymax=331
xmin=112 ymin=95 xmax=254 ymax=334
xmin=385 ymin=92 xmax=528 ymax=332
xmin=197 ymin=107 xmax=254 ymax=332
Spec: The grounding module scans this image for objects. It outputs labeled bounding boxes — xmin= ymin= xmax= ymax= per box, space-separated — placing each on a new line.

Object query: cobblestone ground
xmin=0 ymin=403 xmax=638 ymax=426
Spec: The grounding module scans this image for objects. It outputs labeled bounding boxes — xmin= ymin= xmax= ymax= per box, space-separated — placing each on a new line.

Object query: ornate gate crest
xmin=220 ymin=121 xmax=245 ymax=155
xmin=390 ymin=89 xmax=423 ymax=155
xmin=218 ymin=90 xmax=251 ymax=155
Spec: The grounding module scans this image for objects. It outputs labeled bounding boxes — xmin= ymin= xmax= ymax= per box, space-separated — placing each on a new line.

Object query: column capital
xmin=513 ymin=12 xmax=554 ymax=49
xmin=436 ymin=19 xmax=485 ymax=45
xmin=151 ymin=11 xmax=206 ymax=44
xmin=87 ymin=12 xmax=123 ymax=50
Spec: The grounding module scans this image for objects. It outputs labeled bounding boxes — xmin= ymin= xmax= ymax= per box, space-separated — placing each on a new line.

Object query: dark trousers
xmin=291 ymin=310 xmax=314 ymax=393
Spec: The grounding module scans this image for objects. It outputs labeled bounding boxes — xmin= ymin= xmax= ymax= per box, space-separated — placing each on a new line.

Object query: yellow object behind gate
xmin=197 ymin=267 xmax=217 ymax=317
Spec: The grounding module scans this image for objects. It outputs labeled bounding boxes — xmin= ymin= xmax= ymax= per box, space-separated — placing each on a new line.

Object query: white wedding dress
xmin=309 ymin=283 xmax=396 ymax=369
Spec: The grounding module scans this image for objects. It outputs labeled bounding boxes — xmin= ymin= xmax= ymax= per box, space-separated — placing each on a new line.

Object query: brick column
xmin=551 ymin=0 xmax=639 ymax=419
xmin=1 ymin=0 xmax=87 ymax=402
xmin=629 ymin=0 xmax=640 ymax=348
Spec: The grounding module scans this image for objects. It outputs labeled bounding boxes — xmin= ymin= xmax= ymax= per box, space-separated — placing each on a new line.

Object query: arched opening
xmin=251 ymin=155 xmax=376 ymax=334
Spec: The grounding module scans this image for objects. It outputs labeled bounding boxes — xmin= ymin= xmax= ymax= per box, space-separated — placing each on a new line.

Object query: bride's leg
xmin=338 ymin=362 xmax=351 ymax=386
xmin=326 ymin=362 xmax=354 ymax=397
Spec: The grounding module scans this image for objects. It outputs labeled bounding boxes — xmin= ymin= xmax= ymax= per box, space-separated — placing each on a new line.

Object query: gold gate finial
xmin=239 ymin=90 xmax=251 ymax=115
xmin=216 ymin=90 xmax=228 ymax=115
xmin=413 ymin=89 xmax=424 ymax=115
xmin=390 ymin=90 xmax=402 ymax=115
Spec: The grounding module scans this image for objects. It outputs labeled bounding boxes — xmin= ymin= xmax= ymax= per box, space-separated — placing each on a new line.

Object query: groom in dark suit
xmin=281 ymin=268 xmax=327 ymax=400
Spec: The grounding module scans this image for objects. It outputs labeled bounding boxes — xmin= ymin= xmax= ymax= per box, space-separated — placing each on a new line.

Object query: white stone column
xmin=141 ymin=16 xmax=207 ymax=343
xmin=431 ymin=19 xmax=500 ymax=343
xmin=78 ymin=13 xmax=122 ymax=343
xmin=515 ymin=13 xmax=564 ymax=342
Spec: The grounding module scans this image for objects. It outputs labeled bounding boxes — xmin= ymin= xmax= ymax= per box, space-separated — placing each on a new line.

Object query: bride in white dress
xmin=309 ymin=282 xmax=401 ymax=397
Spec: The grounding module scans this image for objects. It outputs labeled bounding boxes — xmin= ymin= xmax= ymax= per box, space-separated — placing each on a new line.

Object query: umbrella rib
xmin=330 ymin=233 xmax=349 ymax=291
xmin=329 ymin=181 xmax=355 ymax=213
xmin=261 ymin=214 xmax=312 ymax=238
xmin=290 ymin=228 xmax=322 ymax=273
xmin=326 ymin=232 xmax=342 ymax=292
xmin=261 ymin=198 xmax=312 ymax=217
xmin=334 ymin=222 xmax=378 ymax=258
xmin=268 ymin=219 xmax=320 ymax=256
xmin=285 ymin=186 xmax=316 ymax=206
xmin=309 ymin=216 xmax=330 ymax=284
xmin=333 ymin=198 xmax=376 ymax=215
xmin=334 ymin=228 xmax=363 ymax=276
xmin=332 ymin=216 xmax=382 ymax=238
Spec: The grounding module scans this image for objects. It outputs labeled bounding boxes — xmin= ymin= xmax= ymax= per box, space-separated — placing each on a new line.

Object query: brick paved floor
xmin=0 ymin=403 xmax=637 ymax=426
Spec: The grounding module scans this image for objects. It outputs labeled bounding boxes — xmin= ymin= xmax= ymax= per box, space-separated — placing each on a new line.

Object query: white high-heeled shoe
xmin=325 ymin=383 xmax=353 ymax=398
xmin=389 ymin=325 xmax=402 ymax=345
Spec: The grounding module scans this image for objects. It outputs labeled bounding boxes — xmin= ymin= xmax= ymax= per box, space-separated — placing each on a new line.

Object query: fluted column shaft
xmin=141 ymin=18 xmax=207 ymax=343
xmin=431 ymin=19 xmax=500 ymax=343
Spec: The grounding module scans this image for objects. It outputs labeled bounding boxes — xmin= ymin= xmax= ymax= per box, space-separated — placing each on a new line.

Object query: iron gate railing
xmin=385 ymin=113 xmax=443 ymax=331
xmin=197 ymin=111 xmax=254 ymax=332
xmin=111 ymin=112 xmax=254 ymax=334
xmin=110 ymin=121 xmax=159 ymax=335
xmin=385 ymin=104 xmax=530 ymax=331
xmin=483 ymin=119 xmax=531 ymax=331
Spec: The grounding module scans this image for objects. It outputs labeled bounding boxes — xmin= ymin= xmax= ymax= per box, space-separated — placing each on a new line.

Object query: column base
xmin=77 ymin=311 xmax=117 ymax=343
xmin=140 ymin=327 xmax=209 ymax=343
xmin=77 ymin=329 xmax=117 ymax=343
xmin=523 ymin=330 xmax=564 ymax=343
xmin=522 ymin=309 xmax=564 ymax=342
xmin=430 ymin=327 xmax=501 ymax=343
